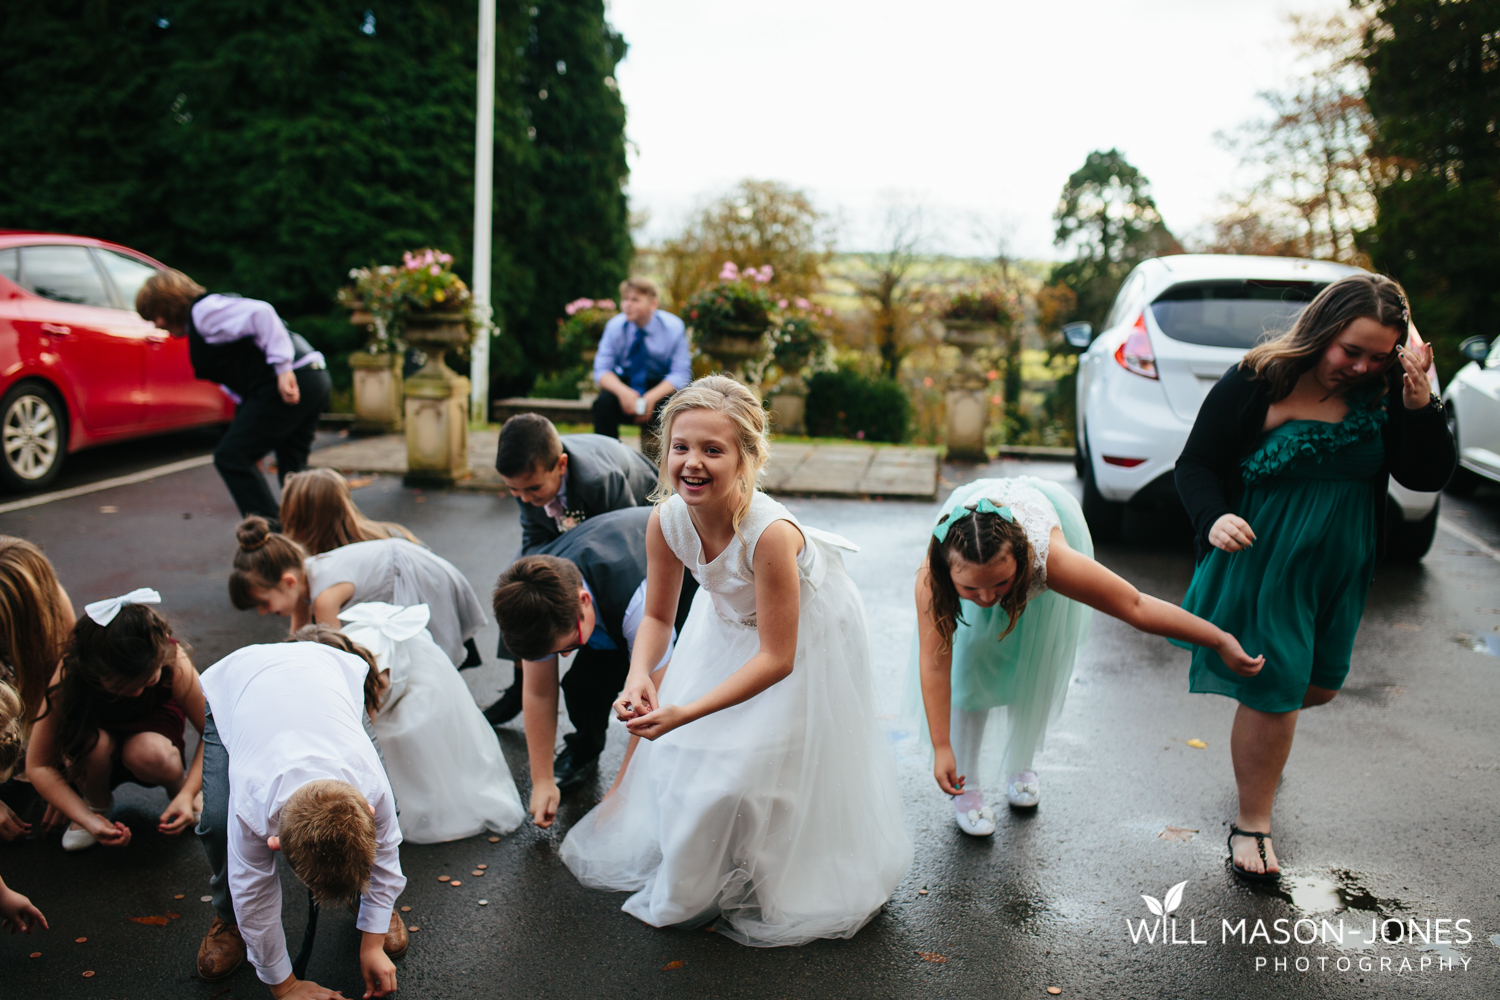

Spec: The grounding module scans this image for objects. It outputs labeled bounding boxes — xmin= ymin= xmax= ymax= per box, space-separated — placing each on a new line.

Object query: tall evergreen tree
xmin=1359 ymin=0 xmax=1500 ymax=372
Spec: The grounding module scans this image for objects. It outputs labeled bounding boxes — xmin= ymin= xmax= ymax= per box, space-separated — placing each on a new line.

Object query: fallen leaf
xmin=1158 ymin=826 xmax=1199 ymax=843
xmin=83 ymin=971 xmax=95 ymax=978
xmin=915 ymin=951 xmax=948 ymax=963
xmin=347 ymin=477 xmax=373 ymax=489
xmin=400 ymin=906 xmax=411 ymax=913
xmin=449 ymin=880 xmax=462 ymax=887
xmin=660 ymin=960 xmax=685 ymax=971
xmin=130 ymin=916 xmax=170 ymax=926
xmin=1185 ymin=738 xmax=1208 ymax=749
xmin=75 ymin=937 xmax=87 ymax=943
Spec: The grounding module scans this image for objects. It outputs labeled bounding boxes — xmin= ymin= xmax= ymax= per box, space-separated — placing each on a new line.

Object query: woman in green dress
xmin=1174 ymin=273 xmax=1455 ymax=882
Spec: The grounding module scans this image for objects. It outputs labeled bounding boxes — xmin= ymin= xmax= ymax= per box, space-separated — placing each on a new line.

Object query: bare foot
xmin=1230 ymin=828 xmax=1279 ymax=875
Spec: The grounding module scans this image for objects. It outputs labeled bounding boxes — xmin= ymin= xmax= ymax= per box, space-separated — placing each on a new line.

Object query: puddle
xmin=1416 ymin=941 xmax=1468 ymax=963
xmin=1456 ymin=632 xmax=1500 ymax=656
xmin=1275 ymin=869 xmax=1397 ymax=918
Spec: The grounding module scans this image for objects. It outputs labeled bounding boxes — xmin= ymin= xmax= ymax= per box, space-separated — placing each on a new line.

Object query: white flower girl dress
xmin=560 ymin=492 xmax=912 ymax=946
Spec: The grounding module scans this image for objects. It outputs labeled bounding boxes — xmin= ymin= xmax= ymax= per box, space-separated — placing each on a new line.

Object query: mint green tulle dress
xmin=1174 ymin=400 xmax=1386 ymax=713
xmin=906 ymin=477 xmax=1094 ymax=784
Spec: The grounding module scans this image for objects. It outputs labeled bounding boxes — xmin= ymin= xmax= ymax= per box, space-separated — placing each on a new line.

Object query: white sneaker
xmin=1006 ymin=771 xmax=1040 ymax=808
xmin=952 ymin=795 xmax=996 ymax=837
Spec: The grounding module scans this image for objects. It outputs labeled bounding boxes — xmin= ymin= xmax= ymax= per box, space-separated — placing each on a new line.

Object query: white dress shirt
xmin=199 ymin=643 xmax=405 ymax=985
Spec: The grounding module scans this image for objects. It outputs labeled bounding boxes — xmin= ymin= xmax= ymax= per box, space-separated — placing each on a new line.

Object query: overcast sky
xmin=608 ymin=0 xmax=1350 ymax=259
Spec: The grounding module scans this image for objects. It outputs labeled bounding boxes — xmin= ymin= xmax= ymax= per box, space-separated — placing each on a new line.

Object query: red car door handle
xmin=40 ymin=323 xmax=71 ymax=335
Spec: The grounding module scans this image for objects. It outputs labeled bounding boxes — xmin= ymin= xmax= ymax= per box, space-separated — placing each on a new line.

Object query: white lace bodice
xmin=657 ymin=492 xmax=817 ymax=628
xmin=938 ymin=478 xmax=1061 ymax=599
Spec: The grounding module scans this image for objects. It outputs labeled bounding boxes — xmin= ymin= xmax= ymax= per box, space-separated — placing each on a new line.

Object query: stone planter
xmin=697 ymin=322 xmax=768 ymax=381
xmin=768 ymin=372 xmax=808 ymax=436
xmin=402 ymin=312 xmax=472 ymax=486
xmin=349 ymin=351 xmax=403 ymax=434
xmin=942 ymin=320 xmax=1000 ymax=463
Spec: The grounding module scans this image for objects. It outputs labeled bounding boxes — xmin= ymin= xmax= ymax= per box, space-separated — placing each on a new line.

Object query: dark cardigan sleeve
xmin=1175 ymin=366 xmax=1265 ymax=560
xmin=1381 ymin=376 xmax=1457 ymax=491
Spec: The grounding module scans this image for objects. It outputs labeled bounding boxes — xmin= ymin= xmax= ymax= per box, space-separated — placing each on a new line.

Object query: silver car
xmin=1065 ymin=254 xmax=1441 ymax=561
xmin=1444 ymin=333 xmax=1500 ymax=494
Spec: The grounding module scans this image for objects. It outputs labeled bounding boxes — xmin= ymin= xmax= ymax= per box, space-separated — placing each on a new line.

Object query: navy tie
xmin=624 ymin=322 xmax=651 ymax=393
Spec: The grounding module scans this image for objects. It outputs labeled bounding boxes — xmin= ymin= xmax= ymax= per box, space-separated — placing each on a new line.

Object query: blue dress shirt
xmin=592 ymin=310 xmax=693 ymax=391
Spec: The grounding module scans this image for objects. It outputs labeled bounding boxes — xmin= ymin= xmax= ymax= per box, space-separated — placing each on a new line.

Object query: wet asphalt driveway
xmin=0 ymin=447 xmax=1496 ymax=1000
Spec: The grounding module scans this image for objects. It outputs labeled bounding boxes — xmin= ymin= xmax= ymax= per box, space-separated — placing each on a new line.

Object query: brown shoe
xmin=384 ymin=909 xmax=410 ymax=960
xmin=197 ymin=916 xmax=245 ymax=982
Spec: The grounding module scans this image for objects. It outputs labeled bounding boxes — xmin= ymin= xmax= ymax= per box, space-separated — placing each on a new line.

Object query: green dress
xmin=1174 ymin=399 xmax=1386 ymax=713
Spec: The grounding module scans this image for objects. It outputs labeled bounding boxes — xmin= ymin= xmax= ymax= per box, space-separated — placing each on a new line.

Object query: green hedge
xmin=804 ymin=369 xmax=911 ymax=442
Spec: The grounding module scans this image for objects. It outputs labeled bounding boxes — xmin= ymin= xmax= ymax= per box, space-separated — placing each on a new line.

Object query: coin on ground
xmin=29 ymin=952 xmax=40 ymax=959
xmin=409 ymin=925 xmax=420 ymax=932
xmin=438 ymin=875 xmax=450 ymax=882
xmin=478 ymin=900 xmax=489 ymax=906
xmin=175 ymin=894 xmax=185 ymax=900
xmin=488 ymin=836 xmax=500 ymax=843
xmin=476 ymin=864 xmax=488 ymax=870
xmin=82 ymin=971 xmax=95 ymax=978
xmin=450 ymin=880 xmax=462 ymax=887
xmin=1047 ymin=989 xmax=1062 ymax=996
xmin=400 ymin=905 xmax=411 ymax=912
xmin=470 ymin=870 xmax=484 ymax=876
xmin=75 ymin=937 xmax=87 ymax=943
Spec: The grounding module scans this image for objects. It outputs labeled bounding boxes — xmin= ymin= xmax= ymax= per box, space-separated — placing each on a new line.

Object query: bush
xmin=805 ymin=368 xmax=911 ymax=443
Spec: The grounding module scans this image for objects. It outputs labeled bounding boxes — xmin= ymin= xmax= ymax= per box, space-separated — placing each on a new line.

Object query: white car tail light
xmin=1114 ymin=311 xmax=1158 ymax=379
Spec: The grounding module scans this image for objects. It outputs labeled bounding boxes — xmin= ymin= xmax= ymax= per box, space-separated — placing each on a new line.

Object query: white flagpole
xmin=470 ymin=0 xmax=496 ymax=423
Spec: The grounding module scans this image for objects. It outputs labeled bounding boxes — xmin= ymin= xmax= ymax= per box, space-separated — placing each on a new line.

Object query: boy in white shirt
xmin=194 ymin=640 xmax=405 ymax=999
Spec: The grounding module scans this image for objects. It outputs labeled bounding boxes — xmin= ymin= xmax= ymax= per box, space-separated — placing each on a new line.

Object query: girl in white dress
xmin=560 ymin=375 xmax=912 ymax=947
xmin=300 ymin=607 xmax=525 ymax=844
xmin=912 ymin=477 xmax=1265 ymax=837
xmin=228 ymin=516 xmax=487 ymax=667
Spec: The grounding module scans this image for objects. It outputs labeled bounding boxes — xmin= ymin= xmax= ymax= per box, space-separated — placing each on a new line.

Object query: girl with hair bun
xmin=561 ymin=375 xmax=913 ymax=947
xmin=229 ymin=515 xmax=486 ymax=668
xmin=912 ymin=478 xmax=1263 ymax=838
xmin=26 ymin=594 xmax=205 ymax=852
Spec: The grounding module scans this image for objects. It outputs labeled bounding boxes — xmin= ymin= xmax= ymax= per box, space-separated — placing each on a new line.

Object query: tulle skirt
xmin=905 ymin=477 xmax=1094 ymax=785
xmin=560 ymin=542 xmax=913 ymax=946
xmin=371 ymin=629 xmax=526 ymax=844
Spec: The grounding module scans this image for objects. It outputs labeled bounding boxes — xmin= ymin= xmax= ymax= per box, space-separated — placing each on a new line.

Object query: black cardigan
xmin=1174 ymin=364 xmax=1456 ymax=563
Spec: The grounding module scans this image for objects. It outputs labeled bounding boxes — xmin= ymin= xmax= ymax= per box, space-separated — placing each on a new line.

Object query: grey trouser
xmin=196 ymin=707 xmax=387 ymax=926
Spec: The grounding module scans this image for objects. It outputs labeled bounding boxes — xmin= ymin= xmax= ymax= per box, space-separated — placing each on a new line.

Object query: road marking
xmin=0 ymin=455 xmax=214 ymax=515
xmin=1438 ymin=517 xmax=1500 ymax=564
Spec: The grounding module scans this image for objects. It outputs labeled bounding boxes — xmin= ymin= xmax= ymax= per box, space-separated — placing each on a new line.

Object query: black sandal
xmin=1227 ymin=826 xmax=1281 ymax=883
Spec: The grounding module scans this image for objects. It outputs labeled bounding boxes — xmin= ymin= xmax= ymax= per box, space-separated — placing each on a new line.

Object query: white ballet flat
xmin=954 ymin=803 xmax=996 ymax=837
xmin=62 ymin=798 xmax=113 ymax=852
xmin=1006 ymin=771 xmax=1040 ymax=808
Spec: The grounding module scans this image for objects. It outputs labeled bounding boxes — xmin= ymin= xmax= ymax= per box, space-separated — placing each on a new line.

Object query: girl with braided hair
xmin=914 ymin=477 xmax=1262 ymax=836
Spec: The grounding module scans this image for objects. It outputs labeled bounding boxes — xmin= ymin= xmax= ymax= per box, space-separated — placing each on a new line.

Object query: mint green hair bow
xmin=932 ymin=496 xmax=1013 ymax=543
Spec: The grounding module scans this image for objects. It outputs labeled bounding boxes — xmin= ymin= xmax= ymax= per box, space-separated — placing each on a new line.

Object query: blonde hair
xmin=0 ymin=681 xmax=22 ymax=781
xmin=279 ymin=469 xmax=418 ymax=556
xmin=135 ymin=268 xmax=207 ymax=328
xmin=650 ymin=375 xmax=770 ymax=543
xmin=619 ymin=276 xmax=659 ymax=300
xmin=0 ymin=536 xmax=72 ymax=726
xmin=279 ymin=779 xmax=378 ymax=905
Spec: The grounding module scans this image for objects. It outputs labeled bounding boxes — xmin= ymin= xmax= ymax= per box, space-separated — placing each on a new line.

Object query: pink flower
xmin=437 ymin=252 xmax=453 ymax=264
xmin=856 ymin=430 xmax=865 ymax=440
xmin=597 ymin=299 xmax=616 ymax=311
xmin=754 ymin=265 xmax=774 ymax=283
xmin=794 ymin=297 xmax=811 ymax=310
xmin=429 ymin=264 xmax=441 ymax=276
xmin=564 ymin=297 xmax=595 ymax=316
xmin=777 ymin=299 xmax=788 ymax=309
xmin=719 ymin=261 xmax=740 ymax=282
xmin=823 ymin=307 xmax=833 ymax=316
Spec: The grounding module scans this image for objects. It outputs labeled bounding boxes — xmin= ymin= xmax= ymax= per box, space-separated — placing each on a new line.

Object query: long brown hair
xmin=134 ymin=268 xmax=206 ymax=328
xmin=46 ymin=604 xmax=179 ymax=781
xmin=229 ymin=516 xmax=309 ymax=610
xmin=925 ymin=509 xmax=1035 ymax=650
xmin=1240 ymin=273 xmax=1410 ymax=402
xmin=285 ymin=624 xmax=382 ymax=714
xmin=279 ymin=469 xmax=418 ymax=556
xmin=0 ymin=536 xmax=73 ymax=725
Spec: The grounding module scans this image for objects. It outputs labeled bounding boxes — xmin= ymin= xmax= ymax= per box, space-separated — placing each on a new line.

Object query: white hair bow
xmin=337 ymin=602 xmax=431 ymax=663
xmin=84 ymin=588 xmax=162 ymax=627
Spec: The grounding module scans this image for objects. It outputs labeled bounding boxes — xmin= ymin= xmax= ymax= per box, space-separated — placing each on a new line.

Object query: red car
xmin=0 ymin=231 xmax=234 ymax=490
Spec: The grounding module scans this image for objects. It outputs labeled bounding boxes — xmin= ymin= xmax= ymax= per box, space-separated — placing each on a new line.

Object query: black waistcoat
xmin=186 ymin=294 xmax=278 ymax=399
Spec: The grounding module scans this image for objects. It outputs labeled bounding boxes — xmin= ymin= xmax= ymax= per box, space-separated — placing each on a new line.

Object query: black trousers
xmin=560 ymin=645 xmax=631 ymax=760
xmin=214 ymin=366 xmax=332 ymax=520
xmin=591 ymin=390 xmax=670 ymax=440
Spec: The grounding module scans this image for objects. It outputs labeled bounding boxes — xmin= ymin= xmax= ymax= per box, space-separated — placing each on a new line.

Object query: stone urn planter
xmin=401 ymin=311 xmax=472 ymax=486
xmin=698 ymin=323 xmax=768 ymax=381
xmin=349 ymin=350 xmax=403 ymax=434
xmin=767 ymin=372 xmax=808 ymax=436
xmin=942 ymin=319 xmax=999 ymax=462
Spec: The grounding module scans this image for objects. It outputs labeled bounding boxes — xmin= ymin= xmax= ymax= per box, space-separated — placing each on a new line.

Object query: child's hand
xmin=41 ymin=803 xmax=68 ymax=832
xmin=1209 ymin=514 xmax=1256 ymax=553
xmin=360 ymin=933 xmax=398 ymax=998
xmin=1216 ymin=632 xmax=1265 ymax=677
xmin=158 ymin=790 xmax=197 ymax=835
xmin=278 ymin=370 xmax=301 ymax=405
xmin=624 ymin=704 xmax=688 ymax=741
xmin=89 ymin=815 xmax=132 ymax=847
xmin=529 ymin=781 xmax=559 ymax=829
xmin=0 ymin=800 xmax=31 ymax=841
xmin=932 ymin=744 xmax=963 ymax=796
xmin=613 ymin=674 xmax=657 ymax=721
xmin=0 ymin=885 xmax=48 ymax=934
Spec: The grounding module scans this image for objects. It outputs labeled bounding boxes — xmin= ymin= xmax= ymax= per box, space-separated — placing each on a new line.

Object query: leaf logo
xmin=1140 ymin=880 xmax=1188 ymax=917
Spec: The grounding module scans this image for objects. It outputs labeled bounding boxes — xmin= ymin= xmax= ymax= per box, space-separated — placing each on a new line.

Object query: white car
xmin=1065 ymin=254 xmax=1442 ymax=561
xmin=1444 ymin=333 xmax=1500 ymax=495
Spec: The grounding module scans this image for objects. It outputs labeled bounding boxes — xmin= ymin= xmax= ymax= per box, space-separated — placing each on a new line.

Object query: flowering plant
xmin=940 ymin=287 xmax=1015 ymax=329
xmin=556 ymin=298 xmax=619 ymax=363
xmin=339 ymin=248 xmax=473 ymax=350
xmin=769 ymin=302 xmax=832 ymax=374
xmin=684 ymin=261 xmax=776 ymax=340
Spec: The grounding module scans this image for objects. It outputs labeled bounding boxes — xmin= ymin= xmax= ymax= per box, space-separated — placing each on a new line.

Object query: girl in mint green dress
xmin=1174 ymin=273 xmax=1454 ymax=883
xmin=910 ymin=477 xmax=1262 ymax=839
